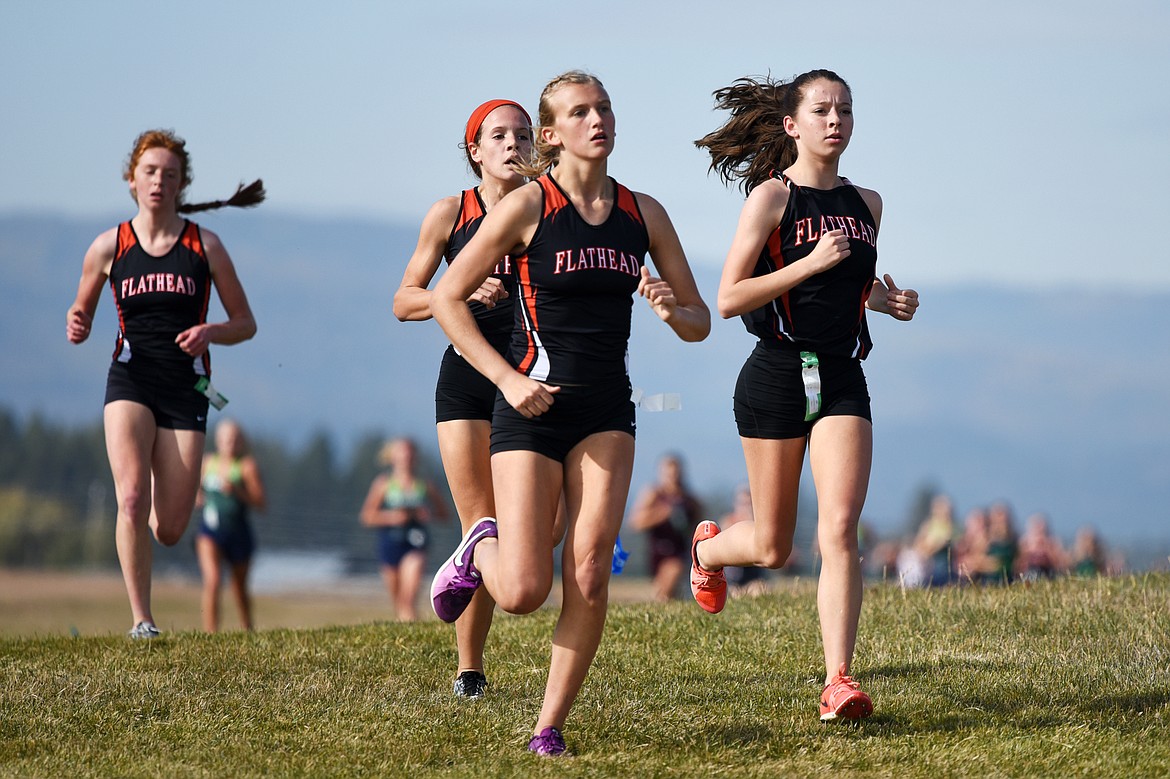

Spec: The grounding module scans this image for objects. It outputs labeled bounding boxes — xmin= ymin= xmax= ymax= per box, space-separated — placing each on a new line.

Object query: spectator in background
xmin=894 ymin=538 xmax=928 ymax=588
xmin=360 ymin=438 xmax=448 ymax=621
xmin=630 ymin=453 xmax=704 ymax=601
xmin=953 ymin=506 xmax=993 ymax=584
xmin=196 ymin=419 xmax=267 ymax=632
xmin=1070 ymin=526 xmax=1108 ymax=577
xmin=865 ymin=534 xmax=903 ymax=581
xmin=914 ymin=494 xmax=957 ymax=586
xmin=890 ymin=499 xmax=1123 ymax=586
xmin=983 ymin=502 xmax=1018 ymax=584
xmin=1016 ymin=512 xmax=1066 ymax=581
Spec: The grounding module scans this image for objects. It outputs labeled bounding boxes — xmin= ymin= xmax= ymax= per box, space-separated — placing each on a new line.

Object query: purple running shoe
xmin=527 ymin=727 xmax=566 ymax=757
xmin=430 ymin=517 xmax=497 ymax=623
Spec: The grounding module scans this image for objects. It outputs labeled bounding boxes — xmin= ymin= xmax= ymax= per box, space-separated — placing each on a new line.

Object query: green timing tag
xmin=800 ymin=351 xmax=821 ymax=421
xmin=194 ymin=376 xmax=229 ymax=411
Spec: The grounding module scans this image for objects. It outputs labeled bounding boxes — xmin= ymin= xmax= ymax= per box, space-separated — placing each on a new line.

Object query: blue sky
xmin=3 ymin=0 xmax=1168 ymax=290
xmin=3 ymin=1 xmax=1169 ymax=548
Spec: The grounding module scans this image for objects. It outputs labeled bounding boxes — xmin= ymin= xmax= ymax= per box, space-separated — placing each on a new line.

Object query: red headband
xmin=465 ymin=99 xmax=532 ymax=148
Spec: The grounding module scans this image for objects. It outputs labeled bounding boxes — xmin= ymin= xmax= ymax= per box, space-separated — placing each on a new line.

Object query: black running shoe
xmin=453 ymin=670 xmax=487 ymax=699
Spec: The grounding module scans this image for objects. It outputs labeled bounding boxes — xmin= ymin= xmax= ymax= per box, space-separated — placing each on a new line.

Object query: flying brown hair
xmin=695 ymin=69 xmax=850 ymax=194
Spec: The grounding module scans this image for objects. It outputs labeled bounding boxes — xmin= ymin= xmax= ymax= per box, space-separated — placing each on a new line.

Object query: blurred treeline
xmin=0 ymin=407 xmax=456 ymax=570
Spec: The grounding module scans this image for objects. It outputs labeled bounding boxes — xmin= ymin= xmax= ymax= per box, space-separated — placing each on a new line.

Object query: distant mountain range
xmin=3 ymin=211 xmax=1168 ymax=565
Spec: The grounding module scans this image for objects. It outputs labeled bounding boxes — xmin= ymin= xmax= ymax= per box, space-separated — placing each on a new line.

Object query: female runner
xmin=359 ymin=437 xmax=448 ymax=622
xmin=429 ymin=71 xmax=709 ymax=755
xmin=196 ymin=418 xmax=267 ymax=632
xmin=393 ymin=98 xmax=532 ymax=693
xmin=691 ymin=70 xmax=919 ymax=721
xmin=67 ymin=129 xmax=261 ymax=638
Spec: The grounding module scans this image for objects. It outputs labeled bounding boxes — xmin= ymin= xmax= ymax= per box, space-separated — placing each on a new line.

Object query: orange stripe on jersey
xmin=540 ymin=177 xmax=569 ymax=219
xmin=456 ymin=189 xmax=486 ymax=231
xmin=111 ymin=222 xmax=136 ymax=359
xmin=767 ymin=229 xmax=793 ymax=338
xmin=514 ymin=251 xmax=539 ymax=374
xmin=180 ymin=220 xmax=204 ymax=256
xmin=111 ymin=308 xmax=127 ymax=361
xmin=114 ymin=222 xmax=137 ymax=262
xmin=514 ymin=179 xmax=564 ymax=374
xmin=616 ymin=185 xmax=643 ymax=224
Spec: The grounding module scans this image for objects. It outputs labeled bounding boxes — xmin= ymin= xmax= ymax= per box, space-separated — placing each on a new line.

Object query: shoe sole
xmin=430 ymin=519 xmax=496 ymax=620
xmin=820 ymin=696 xmax=874 ymax=722
xmin=690 ymin=521 xmax=726 ymax=614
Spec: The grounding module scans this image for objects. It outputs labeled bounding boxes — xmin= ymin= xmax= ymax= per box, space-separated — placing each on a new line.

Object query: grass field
xmin=2 ymin=571 xmax=1169 ymax=778
xmin=0 ymin=568 xmax=396 ymax=638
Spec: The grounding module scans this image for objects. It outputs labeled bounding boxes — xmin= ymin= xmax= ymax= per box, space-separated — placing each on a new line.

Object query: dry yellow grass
xmin=0 ymin=567 xmax=664 ymax=639
xmin=0 ymin=568 xmax=400 ymax=638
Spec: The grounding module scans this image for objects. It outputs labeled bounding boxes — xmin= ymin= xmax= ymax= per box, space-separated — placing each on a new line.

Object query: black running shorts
xmin=733 ymin=342 xmax=870 ymax=439
xmin=491 ymin=379 xmax=636 ymax=462
xmin=435 ymin=345 xmax=498 ymax=423
xmin=104 ymin=360 xmax=210 ymax=432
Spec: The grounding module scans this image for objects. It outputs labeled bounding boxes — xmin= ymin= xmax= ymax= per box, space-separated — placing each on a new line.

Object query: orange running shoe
xmin=819 ymin=665 xmax=873 ymax=722
xmin=689 ymin=521 xmax=726 ymax=614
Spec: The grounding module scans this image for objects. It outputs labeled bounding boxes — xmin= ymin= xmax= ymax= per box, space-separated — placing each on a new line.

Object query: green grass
xmin=3 ymin=575 xmax=1169 ymax=778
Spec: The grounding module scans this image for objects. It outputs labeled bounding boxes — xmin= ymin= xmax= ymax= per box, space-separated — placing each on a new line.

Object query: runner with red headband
xmin=393 ymin=98 xmax=534 ymax=699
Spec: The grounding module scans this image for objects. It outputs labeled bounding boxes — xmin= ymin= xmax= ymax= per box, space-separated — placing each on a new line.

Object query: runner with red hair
xmin=66 ymin=129 xmax=261 ymax=639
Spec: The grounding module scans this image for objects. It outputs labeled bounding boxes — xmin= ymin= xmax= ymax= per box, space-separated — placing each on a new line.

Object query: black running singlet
xmin=446 ymin=188 xmax=517 ymax=347
xmin=108 ymin=220 xmax=212 ymax=373
xmin=509 ymin=175 xmax=648 ymax=385
xmin=743 ymin=173 xmax=878 ymax=359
